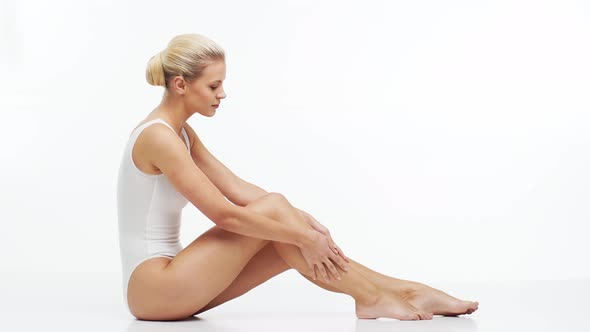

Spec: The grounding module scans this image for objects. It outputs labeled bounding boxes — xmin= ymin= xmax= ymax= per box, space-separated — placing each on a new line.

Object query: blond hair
xmin=146 ymin=34 xmax=225 ymax=88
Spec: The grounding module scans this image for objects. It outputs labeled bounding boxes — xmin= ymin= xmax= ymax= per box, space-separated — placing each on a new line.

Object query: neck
xmin=152 ymin=92 xmax=190 ymax=135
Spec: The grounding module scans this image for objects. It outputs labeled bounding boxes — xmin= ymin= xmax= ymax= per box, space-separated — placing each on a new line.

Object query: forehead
xmin=201 ymin=60 xmax=226 ymax=81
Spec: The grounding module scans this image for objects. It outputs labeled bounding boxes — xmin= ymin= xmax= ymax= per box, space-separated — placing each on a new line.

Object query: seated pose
xmin=116 ymin=33 xmax=479 ymax=321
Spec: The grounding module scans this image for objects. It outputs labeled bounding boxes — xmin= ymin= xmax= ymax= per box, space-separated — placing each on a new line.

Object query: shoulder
xmin=138 ymin=122 xmax=179 ymax=145
xmin=137 ymin=123 xmax=188 ymax=164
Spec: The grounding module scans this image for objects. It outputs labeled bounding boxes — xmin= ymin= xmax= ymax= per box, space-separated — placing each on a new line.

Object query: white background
xmin=1 ymin=0 xmax=588 ymax=294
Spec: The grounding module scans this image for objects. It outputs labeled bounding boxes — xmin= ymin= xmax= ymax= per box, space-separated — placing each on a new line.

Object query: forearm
xmin=237 ymin=180 xmax=310 ymax=221
xmin=221 ymin=204 xmax=316 ymax=248
xmin=233 ymin=180 xmax=269 ymax=207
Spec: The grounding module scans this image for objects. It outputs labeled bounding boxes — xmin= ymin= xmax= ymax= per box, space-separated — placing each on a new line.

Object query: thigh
xmin=127 ymin=193 xmax=284 ymax=320
xmin=193 ymin=241 xmax=291 ymax=315
xmin=192 ymin=193 xmax=322 ymax=315
xmin=128 ymin=225 xmax=267 ymax=320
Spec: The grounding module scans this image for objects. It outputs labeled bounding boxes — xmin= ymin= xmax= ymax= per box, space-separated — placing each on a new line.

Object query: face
xmin=184 ymin=60 xmax=227 ymax=117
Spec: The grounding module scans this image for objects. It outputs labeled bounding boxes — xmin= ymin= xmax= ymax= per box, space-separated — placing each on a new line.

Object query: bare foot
xmin=398 ymin=283 xmax=479 ymax=316
xmin=347 ymin=262 xmax=478 ymax=317
xmin=355 ymin=290 xmax=434 ymax=320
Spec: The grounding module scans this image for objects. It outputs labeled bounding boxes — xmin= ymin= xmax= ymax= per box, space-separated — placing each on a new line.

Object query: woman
xmin=117 ymin=33 xmax=479 ymax=321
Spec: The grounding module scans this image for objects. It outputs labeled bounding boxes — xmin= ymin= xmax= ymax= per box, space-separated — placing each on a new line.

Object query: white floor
xmin=4 ymin=272 xmax=589 ymax=331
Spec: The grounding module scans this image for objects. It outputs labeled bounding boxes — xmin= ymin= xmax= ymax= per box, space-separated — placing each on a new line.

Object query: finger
xmin=325 ymin=260 xmax=341 ymax=281
xmin=315 ymin=264 xmax=324 ymax=282
xmin=331 ymin=245 xmax=343 ymax=259
xmin=335 ymin=245 xmax=350 ymax=263
xmin=332 ymin=253 xmax=349 ymax=272
xmin=328 ymin=236 xmax=347 ymax=259
xmin=332 ymin=250 xmax=348 ymax=271
xmin=330 ymin=242 xmax=345 ymax=259
xmin=312 ymin=265 xmax=318 ymax=281
xmin=318 ymin=264 xmax=330 ymax=283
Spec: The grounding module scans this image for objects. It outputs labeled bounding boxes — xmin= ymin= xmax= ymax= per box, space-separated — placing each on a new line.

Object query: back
xmin=116 ymin=118 xmax=191 ymax=307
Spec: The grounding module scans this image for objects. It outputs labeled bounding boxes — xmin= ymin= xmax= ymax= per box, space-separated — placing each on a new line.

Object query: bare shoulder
xmin=134 ymin=123 xmax=187 ymax=174
xmin=137 ymin=122 xmax=234 ymax=224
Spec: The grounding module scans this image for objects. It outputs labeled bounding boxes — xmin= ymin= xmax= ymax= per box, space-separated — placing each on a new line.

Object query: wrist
xmin=297 ymin=228 xmax=318 ymax=248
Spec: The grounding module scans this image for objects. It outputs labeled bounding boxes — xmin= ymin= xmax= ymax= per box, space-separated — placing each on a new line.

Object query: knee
xmin=244 ymin=192 xmax=289 ymax=218
xmin=265 ymin=192 xmax=294 ymax=214
xmin=254 ymin=192 xmax=293 ymax=220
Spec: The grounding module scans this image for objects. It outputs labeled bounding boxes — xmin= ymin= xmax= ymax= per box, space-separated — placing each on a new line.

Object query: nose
xmin=217 ymin=88 xmax=226 ymax=100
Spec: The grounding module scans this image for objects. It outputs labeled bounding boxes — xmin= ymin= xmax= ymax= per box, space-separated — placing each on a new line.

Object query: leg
xmin=193 ymin=241 xmax=291 ymax=314
xmin=260 ymin=194 xmax=433 ymax=320
xmin=127 ymin=224 xmax=270 ymax=320
xmin=128 ymin=193 xmax=428 ymax=321
xmin=195 ymin=193 xmax=431 ymax=320
xmin=193 ymin=191 xmax=476 ymax=317
xmin=194 ymin=242 xmax=347 ymax=315
xmin=188 ymin=194 xmax=377 ymax=315
xmin=258 ymin=194 xmax=475 ymax=317
xmin=302 ymin=257 xmax=478 ymax=317
xmin=128 ymin=193 xmax=295 ymax=320
xmin=338 ymin=258 xmax=479 ymax=316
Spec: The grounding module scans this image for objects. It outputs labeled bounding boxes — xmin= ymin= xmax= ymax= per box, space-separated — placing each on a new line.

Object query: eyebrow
xmin=210 ymin=80 xmax=223 ymax=84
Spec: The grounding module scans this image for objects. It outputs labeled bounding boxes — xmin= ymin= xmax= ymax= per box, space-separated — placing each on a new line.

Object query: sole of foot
xmin=356 ymin=291 xmax=434 ymax=320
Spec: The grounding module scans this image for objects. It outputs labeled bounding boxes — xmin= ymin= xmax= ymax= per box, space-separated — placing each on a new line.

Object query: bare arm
xmin=234 ymin=179 xmax=349 ymax=261
xmin=143 ymin=124 xmax=316 ymax=248
xmin=234 ymin=179 xmax=316 ymax=227
xmin=231 ymin=179 xmax=268 ymax=207
xmin=223 ymin=202 xmax=316 ymax=247
xmin=231 ymin=178 xmax=302 ymax=212
xmin=182 ymin=123 xmax=318 ymax=243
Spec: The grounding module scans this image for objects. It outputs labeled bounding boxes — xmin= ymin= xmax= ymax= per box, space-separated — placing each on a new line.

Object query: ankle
xmin=354 ymin=281 xmax=381 ymax=306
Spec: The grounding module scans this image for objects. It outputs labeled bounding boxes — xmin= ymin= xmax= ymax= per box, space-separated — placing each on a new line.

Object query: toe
xmin=419 ymin=312 xmax=432 ymax=320
xmin=450 ymin=301 xmax=469 ymax=314
xmin=402 ymin=313 xmax=418 ymax=320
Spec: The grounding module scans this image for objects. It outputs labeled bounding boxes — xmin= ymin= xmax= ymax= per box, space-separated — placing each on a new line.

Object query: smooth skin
xmin=126 ymin=59 xmax=479 ymax=321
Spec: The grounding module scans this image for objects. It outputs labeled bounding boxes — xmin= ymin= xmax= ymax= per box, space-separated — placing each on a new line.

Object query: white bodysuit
xmin=116 ymin=118 xmax=191 ymax=310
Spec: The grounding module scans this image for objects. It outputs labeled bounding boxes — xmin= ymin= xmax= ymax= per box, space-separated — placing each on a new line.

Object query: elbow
xmin=212 ymin=205 xmax=240 ymax=231
xmin=215 ymin=215 xmax=236 ymax=231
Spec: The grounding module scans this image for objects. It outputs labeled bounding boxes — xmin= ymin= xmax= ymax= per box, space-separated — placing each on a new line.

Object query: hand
xmin=298 ymin=209 xmax=350 ymax=264
xmin=300 ymin=230 xmax=349 ymax=283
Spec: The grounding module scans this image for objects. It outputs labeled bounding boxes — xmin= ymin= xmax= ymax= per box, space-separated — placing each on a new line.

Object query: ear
xmin=170 ymin=76 xmax=187 ymax=95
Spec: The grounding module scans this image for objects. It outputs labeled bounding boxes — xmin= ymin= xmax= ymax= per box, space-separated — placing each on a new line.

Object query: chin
xmin=195 ymin=110 xmax=215 ymax=117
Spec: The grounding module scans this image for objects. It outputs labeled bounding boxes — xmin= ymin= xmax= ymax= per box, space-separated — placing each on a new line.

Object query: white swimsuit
xmin=116 ymin=118 xmax=190 ymax=310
